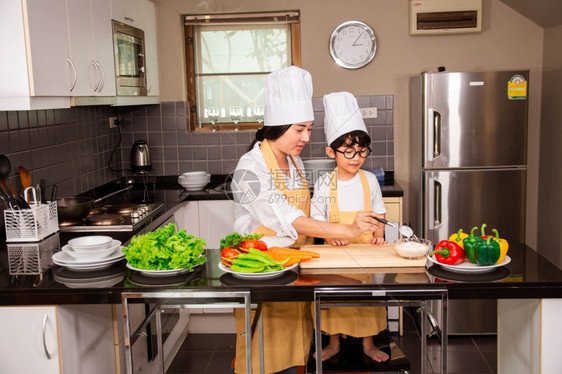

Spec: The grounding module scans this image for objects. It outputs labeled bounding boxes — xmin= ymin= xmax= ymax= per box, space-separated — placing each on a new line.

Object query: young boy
xmin=310 ymin=91 xmax=390 ymax=362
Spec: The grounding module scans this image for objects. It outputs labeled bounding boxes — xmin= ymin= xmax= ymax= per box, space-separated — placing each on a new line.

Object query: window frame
xmin=184 ymin=12 xmax=302 ymax=132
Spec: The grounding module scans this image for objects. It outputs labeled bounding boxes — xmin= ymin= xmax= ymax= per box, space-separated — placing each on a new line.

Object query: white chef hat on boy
xmin=323 ymin=91 xmax=368 ymax=145
xmin=264 ymin=66 xmax=314 ymax=126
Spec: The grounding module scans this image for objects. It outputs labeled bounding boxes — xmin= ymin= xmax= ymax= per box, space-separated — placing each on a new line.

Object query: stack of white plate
xmin=178 ymin=171 xmax=211 ymax=191
xmin=53 ymin=235 xmax=124 ymax=271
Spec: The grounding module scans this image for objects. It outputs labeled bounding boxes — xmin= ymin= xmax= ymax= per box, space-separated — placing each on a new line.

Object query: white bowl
xmin=178 ymin=174 xmax=210 ymax=184
xmin=394 ymin=238 xmax=432 ymax=259
xmin=62 ymin=241 xmax=120 ymax=260
xmin=181 ymin=171 xmax=207 ymax=177
xmin=68 ymin=235 xmax=113 ymax=250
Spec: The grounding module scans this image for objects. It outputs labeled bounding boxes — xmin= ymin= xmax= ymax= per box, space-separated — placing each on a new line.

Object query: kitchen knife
xmin=373 ymin=216 xmax=396 ymax=227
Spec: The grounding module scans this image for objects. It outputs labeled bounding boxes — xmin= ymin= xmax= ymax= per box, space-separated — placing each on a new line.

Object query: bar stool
xmin=308 ymin=287 xmax=448 ymax=374
xmin=121 ymin=290 xmax=259 ymax=374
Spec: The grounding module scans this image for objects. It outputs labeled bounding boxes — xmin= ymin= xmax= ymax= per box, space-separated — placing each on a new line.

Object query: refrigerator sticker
xmin=507 ymin=75 xmax=527 ymax=100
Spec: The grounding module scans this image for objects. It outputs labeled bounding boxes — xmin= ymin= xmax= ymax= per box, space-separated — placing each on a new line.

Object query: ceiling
xmin=500 ymin=0 xmax=562 ymax=28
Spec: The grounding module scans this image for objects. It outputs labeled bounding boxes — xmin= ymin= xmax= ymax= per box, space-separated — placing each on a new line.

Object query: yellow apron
xmin=234 ymin=139 xmax=313 ymax=373
xmin=320 ymin=169 xmax=387 ymax=337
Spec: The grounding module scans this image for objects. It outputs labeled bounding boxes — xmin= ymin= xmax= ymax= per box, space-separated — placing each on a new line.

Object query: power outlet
xmin=360 ymin=107 xmax=377 ymax=119
xmin=109 ymin=116 xmax=118 ymax=128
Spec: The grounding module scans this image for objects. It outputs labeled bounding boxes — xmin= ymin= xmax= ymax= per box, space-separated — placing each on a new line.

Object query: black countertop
xmin=1 ymin=176 xmax=561 ymax=306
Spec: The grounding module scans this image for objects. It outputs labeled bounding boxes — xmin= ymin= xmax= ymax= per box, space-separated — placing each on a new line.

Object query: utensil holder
xmin=8 ymin=233 xmax=60 ymax=275
xmin=4 ymin=201 xmax=59 ymax=242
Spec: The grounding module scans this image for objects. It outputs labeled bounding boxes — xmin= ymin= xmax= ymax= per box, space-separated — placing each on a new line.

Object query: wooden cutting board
xmin=299 ymin=244 xmax=427 ymax=269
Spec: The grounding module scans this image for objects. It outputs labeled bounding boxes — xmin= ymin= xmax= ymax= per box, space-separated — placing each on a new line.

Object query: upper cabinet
xmin=67 ymin=0 xmax=116 ymax=96
xmin=111 ymin=0 xmax=143 ymax=27
xmin=0 ymin=0 xmax=72 ymax=110
xmin=142 ymin=0 xmax=159 ymax=97
xmin=0 ymin=0 xmax=159 ymax=110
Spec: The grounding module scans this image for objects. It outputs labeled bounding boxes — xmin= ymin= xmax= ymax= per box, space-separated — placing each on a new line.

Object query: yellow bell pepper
xmin=448 ymin=229 xmax=468 ymax=249
xmin=490 ymin=228 xmax=509 ymax=264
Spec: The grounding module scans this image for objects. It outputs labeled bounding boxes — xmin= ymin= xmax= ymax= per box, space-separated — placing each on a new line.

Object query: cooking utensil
xmin=373 ymin=216 xmax=396 ymax=227
xmin=56 ymin=197 xmax=95 ymax=221
xmin=39 ymin=179 xmax=47 ymax=203
xmin=399 ymin=224 xmax=421 ymax=243
xmin=50 ymin=184 xmax=58 ymax=202
xmin=19 ymin=166 xmax=31 ymax=190
xmin=0 ymin=155 xmax=30 ymax=209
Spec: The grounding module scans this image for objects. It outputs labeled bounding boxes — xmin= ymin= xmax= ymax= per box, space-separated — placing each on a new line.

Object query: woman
xmin=231 ymin=66 xmax=383 ymax=374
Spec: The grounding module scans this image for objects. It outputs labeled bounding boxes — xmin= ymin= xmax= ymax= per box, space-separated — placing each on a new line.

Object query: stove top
xmin=58 ymin=178 xmax=166 ymax=233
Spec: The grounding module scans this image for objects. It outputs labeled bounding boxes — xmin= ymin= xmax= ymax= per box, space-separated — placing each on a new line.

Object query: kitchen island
xmin=0 ymin=175 xmax=561 ymax=374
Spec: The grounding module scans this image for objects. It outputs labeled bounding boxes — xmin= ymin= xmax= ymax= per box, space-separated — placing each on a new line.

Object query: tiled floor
xmin=167 ymin=309 xmax=497 ymax=374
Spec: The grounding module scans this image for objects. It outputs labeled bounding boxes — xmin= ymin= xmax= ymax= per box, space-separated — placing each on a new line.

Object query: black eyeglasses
xmin=334 ymin=147 xmax=372 ymax=159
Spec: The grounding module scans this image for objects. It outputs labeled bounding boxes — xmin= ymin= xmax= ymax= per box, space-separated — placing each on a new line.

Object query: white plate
xmin=53 ymin=246 xmax=124 ymax=266
xmin=427 ymin=254 xmax=511 ymax=274
xmin=260 ymin=236 xmax=295 ymax=248
xmin=53 ymin=257 xmax=124 ymax=272
xmin=126 ymin=263 xmax=199 ymax=277
xmin=218 ymin=262 xmax=299 ymax=280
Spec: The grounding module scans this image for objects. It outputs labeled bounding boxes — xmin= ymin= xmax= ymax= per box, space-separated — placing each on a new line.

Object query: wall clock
xmin=329 ymin=20 xmax=377 ymax=69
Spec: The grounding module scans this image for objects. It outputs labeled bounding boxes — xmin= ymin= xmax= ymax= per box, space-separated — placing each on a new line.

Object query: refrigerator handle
xmin=434 ymin=180 xmax=442 ymax=228
xmin=433 ymin=110 xmax=441 ymax=159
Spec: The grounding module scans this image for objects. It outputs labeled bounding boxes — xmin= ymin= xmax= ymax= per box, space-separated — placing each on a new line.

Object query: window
xmin=184 ymin=11 xmax=301 ymax=132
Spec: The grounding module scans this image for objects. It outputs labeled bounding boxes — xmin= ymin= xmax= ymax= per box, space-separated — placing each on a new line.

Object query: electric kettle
xmin=130 ymin=140 xmax=152 ymax=172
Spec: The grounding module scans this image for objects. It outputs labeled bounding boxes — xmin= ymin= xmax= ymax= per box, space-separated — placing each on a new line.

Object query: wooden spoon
xmin=19 ymin=166 xmax=32 ymax=190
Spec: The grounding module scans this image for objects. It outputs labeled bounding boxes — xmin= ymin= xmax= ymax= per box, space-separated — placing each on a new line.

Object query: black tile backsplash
xmin=0 ymin=95 xmax=393 ymax=197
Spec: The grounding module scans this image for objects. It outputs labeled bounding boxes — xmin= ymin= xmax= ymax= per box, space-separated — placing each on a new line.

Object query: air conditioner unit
xmin=410 ymin=0 xmax=482 ymax=35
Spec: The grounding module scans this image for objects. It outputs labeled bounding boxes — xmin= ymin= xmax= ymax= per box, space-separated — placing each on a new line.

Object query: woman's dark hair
xmin=330 ymin=130 xmax=371 ymax=150
xmin=248 ymin=125 xmax=293 ymax=150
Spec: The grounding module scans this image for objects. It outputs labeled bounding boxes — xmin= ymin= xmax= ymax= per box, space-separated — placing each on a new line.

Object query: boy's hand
xmin=369 ymin=236 xmax=387 ymax=245
xmin=328 ymin=238 xmax=350 ymax=246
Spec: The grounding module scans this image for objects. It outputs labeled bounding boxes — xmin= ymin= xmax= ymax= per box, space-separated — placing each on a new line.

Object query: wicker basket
xmin=4 ymin=201 xmax=59 ymax=242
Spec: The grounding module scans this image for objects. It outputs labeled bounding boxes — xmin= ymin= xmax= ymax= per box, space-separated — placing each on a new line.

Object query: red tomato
xmin=241 ymin=239 xmax=268 ymax=251
xmin=220 ymin=247 xmax=240 ymax=265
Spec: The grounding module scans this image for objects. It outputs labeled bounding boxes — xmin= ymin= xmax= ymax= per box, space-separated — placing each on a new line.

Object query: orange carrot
xmin=268 ymin=246 xmax=320 ymax=258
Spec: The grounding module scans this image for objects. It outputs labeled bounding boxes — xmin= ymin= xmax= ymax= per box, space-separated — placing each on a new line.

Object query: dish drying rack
xmin=8 ymin=233 xmax=60 ymax=275
xmin=4 ymin=187 xmax=59 ymax=242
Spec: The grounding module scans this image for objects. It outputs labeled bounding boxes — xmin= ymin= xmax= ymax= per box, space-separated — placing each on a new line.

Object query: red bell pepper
xmin=430 ymin=240 xmax=465 ymax=265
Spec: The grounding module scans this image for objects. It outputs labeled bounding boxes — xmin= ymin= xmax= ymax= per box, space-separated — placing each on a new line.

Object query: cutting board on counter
xmin=299 ymin=244 xmax=426 ymax=269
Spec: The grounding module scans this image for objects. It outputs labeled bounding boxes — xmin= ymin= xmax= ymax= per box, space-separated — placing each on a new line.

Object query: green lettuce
xmin=123 ymin=223 xmax=206 ymax=270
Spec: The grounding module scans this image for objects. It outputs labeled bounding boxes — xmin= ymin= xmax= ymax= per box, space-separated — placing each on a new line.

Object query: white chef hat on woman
xmin=323 ymin=91 xmax=367 ymax=145
xmin=264 ymin=66 xmax=314 ymax=126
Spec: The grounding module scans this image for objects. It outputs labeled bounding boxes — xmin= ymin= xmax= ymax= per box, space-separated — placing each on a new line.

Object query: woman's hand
xmin=327 ymin=238 xmax=350 ymax=246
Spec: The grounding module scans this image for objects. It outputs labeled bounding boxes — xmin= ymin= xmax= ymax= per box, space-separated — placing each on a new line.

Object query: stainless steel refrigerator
xmin=409 ymin=70 xmax=529 ymax=334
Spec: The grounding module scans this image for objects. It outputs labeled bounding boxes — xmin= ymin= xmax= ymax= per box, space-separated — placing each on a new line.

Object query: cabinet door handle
xmin=96 ymin=61 xmax=105 ymax=92
xmin=42 ymin=314 xmax=53 ymax=359
xmin=91 ymin=60 xmax=101 ymax=92
xmin=67 ymin=57 xmax=77 ymax=92
xmin=124 ymin=16 xmax=134 ymax=22
xmin=145 ymin=68 xmax=151 ymax=94
xmin=93 ymin=61 xmax=105 ymax=92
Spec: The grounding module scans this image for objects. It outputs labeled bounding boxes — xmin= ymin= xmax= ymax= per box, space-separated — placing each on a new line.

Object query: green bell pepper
xmin=462 ymin=226 xmax=482 ymax=263
xmin=475 ymin=236 xmax=501 ymax=266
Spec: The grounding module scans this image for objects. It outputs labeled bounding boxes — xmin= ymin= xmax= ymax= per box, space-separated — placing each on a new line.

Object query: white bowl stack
xmin=63 ymin=236 xmax=119 ymax=261
xmin=178 ymin=171 xmax=211 ymax=191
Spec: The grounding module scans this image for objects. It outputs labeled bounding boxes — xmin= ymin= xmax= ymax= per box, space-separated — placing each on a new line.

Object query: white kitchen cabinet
xmin=197 ymin=200 xmax=237 ymax=249
xmin=0 ymin=305 xmax=117 ymax=374
xmin=383 ymin=196 xmax=402 ymax=243
xmin=142 ymin=0 xmax=160 ymax=97
xmin=0 ymin=0 xmax=72 ymax=110
xmin=111 ymin=0 xmax=143 ymax=26
xmin=67 ymin=0 xmax=116 ymax=96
